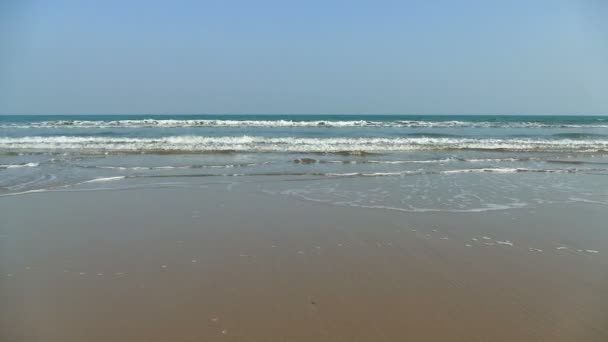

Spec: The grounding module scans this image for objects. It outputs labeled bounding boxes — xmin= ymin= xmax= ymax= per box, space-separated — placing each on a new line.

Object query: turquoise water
xmin=1 ymin=115 xmax=608 ymax=210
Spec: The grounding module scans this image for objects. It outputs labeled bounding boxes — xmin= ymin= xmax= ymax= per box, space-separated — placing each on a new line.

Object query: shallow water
xmin=1 ymin=115 xmax=607 ymax=212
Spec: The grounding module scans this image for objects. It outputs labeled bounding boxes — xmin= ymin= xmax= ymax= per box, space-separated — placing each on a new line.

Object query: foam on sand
xmin=81 ymin=176 xmax=126 ymax=184
xmin=496 ymin=240 xmax=514 ymax=246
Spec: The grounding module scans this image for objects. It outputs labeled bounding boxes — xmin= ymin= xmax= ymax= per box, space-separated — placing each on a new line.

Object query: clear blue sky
xmin=1 ymin=0 xmax=606 ymax=115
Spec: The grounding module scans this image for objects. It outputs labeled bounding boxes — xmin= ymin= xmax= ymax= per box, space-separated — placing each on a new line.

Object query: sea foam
xmin=1 ymin=136 xmax=607 ymax=153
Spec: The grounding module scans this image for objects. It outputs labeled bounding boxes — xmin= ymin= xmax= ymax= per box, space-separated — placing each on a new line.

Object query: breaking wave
xmin=3 ymin=118 xmax=608 ymax=129
xmin=1 ymin=136 xmax=608 ymax=153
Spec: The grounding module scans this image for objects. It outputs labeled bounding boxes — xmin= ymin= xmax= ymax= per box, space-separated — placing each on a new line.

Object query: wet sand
xmin=2 ymin=180 xmax=608 ymax=341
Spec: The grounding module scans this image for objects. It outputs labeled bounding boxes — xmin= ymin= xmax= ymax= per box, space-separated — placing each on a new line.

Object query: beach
xmin=4 ymin=0 xmax=608 ymax=337
xmin=2 ymin=177 xmax=608 ymax=341
xmin=2 ymin=115 xmax=608 ymax=341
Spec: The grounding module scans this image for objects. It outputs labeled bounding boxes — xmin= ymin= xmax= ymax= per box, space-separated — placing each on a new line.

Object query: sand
xmin=1 ymin=181 xmax=608 ymax=341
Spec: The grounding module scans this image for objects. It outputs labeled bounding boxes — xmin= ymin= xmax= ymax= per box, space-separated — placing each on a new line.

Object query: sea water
xmin=1 ymin=114 xmax=607 ymax=212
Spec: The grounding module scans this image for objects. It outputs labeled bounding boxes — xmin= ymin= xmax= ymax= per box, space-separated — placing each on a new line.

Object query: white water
xmin=2 ymin=136 xmax=608 ymax=153
xmin=4 ymin=119 xmax=608 ymax=129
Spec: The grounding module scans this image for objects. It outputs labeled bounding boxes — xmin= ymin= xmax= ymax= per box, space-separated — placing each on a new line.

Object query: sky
xmin=0 ymin=0 xmax=607 ymax=115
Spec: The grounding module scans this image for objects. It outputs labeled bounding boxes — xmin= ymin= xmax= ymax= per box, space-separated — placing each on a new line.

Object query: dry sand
xmin=1 ymin=182 xmax=608 ymax=341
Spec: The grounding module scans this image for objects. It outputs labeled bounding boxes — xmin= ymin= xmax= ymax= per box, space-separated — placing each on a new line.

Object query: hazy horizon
xmin=2 ymin=113 xmax=608 ymax=116
xmin=1 ymin=0 xmax=607 ymax=115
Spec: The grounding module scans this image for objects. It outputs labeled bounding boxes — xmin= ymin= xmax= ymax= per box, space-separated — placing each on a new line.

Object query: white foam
xmin=496 ymin=240 xmax=514 ymax=246
xmin=2 ymin=136 xmax=608 ymax=153
xmin=466 ymin=158 xmax=529 ymax=162
xmin=95 ymin=163 xmax=262 ymax=170
xmin=324 ymin=171 xmax=421 ymax=177
xmin=367 ymin=158 xmax=456 ymax=164
xmin=0 ymin=188 xmax=56 ymax=197
xmin=81 ymin=176 xmax=126 ymax=184
xmin=0 ymin=162 xmax=39 ymax=169
xmin=282 ymin=190 xmax=528 ymax=213
xmin=5 ymin=119 xmax=608 ymax=129
xmin=586 ymin=250 xmax=599 ymax=254
xmin=442 ymin=168 xmax=575 ymax=175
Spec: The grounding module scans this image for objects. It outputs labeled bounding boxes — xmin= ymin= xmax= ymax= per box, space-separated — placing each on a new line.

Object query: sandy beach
xmin=3 ymin=0 xmax=608 ymax=339
xmin=2 ymin=179 xmax=607 ymax=341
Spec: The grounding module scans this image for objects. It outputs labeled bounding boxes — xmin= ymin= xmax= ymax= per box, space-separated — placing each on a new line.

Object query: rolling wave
xmin=1 ymin=136 xmax=608 ymax=153
xmin=3 ymin=118 xmax=608 ymax=129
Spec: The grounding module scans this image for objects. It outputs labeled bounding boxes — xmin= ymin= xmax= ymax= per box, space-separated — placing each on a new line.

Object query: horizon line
xmin=1 ymin=113 xmax=607 ymax=116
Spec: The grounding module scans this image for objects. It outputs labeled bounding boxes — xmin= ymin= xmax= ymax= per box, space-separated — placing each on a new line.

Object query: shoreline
xmin=2 ymin=180 xmax=607 ymax=341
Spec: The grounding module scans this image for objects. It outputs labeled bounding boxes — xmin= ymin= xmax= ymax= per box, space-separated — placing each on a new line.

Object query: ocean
xmin=1 ymin=114 xmax=608 ymax=212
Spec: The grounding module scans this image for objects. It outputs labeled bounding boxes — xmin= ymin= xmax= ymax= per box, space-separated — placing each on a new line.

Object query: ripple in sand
xmin=529 ymin=248 xmax=543 ymax=253
xmin=440 ymin=237 xmax=449 ymax=240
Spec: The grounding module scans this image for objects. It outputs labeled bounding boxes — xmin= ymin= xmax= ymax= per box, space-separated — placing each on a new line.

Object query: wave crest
xmin=4 ymin=118 xmax=608 ymax=129
xmin=1 ymin=136 xmax=608 ymax=153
